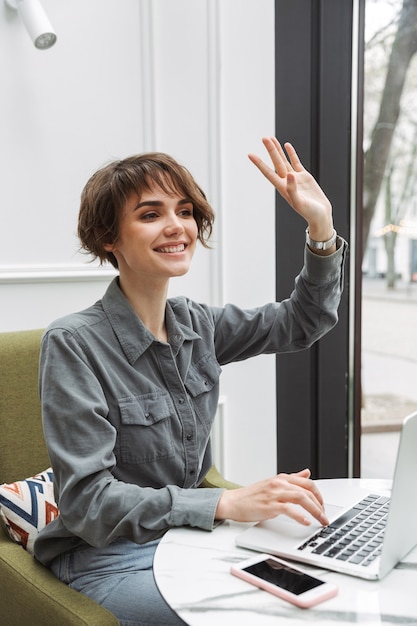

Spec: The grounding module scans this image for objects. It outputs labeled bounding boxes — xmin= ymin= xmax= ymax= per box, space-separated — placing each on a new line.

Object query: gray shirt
xmin=34 ymin=239 xmax=347 ymax=565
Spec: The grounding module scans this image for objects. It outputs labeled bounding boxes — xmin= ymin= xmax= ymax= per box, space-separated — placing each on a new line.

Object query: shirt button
xmin=190 ymin=470 xmax=196 ymax=475
xmin=186 ymin=434 xmax=193 ymax=441
xmin=179 ymin=397 xmax=185 ymax=404
xmin=144 ymin=412 xmax=151 ymax=419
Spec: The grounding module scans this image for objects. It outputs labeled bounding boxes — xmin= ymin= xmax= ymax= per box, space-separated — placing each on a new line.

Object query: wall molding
xmin=206 ymin=0 xmax=224 ymax=307
xmin=139 ymin=0 xmax=156 ymax=151
xmin=0 ymin=265 xmax=116 ymax=284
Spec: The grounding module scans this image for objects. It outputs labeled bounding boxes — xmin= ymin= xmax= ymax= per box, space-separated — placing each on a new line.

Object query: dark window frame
xmin=274 ymin=0 xmax=364 ymax=478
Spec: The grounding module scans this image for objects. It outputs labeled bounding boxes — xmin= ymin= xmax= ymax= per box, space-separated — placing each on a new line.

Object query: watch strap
xmin=305 ymin=227 xmax=337 ymax=251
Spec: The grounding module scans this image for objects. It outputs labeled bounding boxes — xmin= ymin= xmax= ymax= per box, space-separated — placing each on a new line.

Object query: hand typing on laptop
xmin=215 ymin=468 xmax=329 ymax=527
xmin=235 ymin=411 xmax=417 ymax=580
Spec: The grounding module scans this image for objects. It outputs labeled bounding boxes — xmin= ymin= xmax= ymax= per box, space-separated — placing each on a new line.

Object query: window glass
xmin=361 ymin=0 xmax=417 ymax=477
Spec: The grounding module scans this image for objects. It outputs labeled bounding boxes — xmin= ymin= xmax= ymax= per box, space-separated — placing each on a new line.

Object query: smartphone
xmin=231 ymin=553 xmax=338 ymax=608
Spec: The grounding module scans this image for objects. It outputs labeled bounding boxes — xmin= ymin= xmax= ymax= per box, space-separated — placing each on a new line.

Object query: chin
xmin=170 ymin=267 xmax=190 ymax=278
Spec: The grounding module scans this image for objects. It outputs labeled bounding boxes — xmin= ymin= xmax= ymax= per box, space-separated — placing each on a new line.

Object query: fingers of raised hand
xmin=247 ymin=152 xmax=279 ymax=187
xmin=262 ymin=136 xmax=291 ymax=177
xmin=282 ymin=142 xmax=304 ymax=172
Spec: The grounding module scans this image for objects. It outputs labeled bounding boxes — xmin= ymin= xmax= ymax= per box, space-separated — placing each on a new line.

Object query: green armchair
xmin=0 ymin=329 xmax=238 ymax=625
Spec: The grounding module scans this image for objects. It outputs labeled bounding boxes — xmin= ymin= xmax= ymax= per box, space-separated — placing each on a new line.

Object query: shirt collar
xmin=101 ymin=278 xmax=199 ymax=364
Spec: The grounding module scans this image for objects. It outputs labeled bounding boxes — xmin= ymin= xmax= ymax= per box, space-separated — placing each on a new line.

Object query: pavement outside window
xmin=361 ymin=277 xmax=417 ymax=478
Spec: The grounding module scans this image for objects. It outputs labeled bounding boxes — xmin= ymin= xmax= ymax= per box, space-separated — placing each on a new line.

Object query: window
xmin=361 ymin=0 xmax=417 ymax=478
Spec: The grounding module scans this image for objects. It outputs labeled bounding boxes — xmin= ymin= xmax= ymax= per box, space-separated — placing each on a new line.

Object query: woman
xmin=34 ymin=137 xmax=347 ymax=625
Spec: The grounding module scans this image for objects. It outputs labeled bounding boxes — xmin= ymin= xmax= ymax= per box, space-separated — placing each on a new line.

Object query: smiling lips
xmin=155 ymin=244 xmax=186 ymax=254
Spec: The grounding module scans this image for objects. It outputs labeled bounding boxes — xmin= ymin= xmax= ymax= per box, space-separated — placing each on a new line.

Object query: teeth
xmin=157 ymin=244 xmax=185 ymax=253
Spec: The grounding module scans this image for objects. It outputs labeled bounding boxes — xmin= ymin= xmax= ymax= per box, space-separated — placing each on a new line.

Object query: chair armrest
xmin=200 ymin=464 xmax=241 ymax=490
xmin=0 ymin=532 xmax=118 ymax=626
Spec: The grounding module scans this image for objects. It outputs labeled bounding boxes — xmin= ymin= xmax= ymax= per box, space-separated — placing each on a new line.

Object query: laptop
xmin=236 ymin=411 xmax=417 ymax=580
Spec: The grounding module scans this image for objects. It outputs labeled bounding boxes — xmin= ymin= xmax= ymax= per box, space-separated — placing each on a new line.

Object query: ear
xmin=103 ymin=242 xmax=116 ymax=252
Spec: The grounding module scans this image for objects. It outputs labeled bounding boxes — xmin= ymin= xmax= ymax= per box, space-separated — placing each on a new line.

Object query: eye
xmin=178 ymin=205 xmax=194 ymax=217
xmin=140 ymin=211 xmax=159 ymax=221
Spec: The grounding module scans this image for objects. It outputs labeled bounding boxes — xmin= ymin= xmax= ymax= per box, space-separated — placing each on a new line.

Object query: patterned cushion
xmin=0 ymin=468 xmax=59 ymax=555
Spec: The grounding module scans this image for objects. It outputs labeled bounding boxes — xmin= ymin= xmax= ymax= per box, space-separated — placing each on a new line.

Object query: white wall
xmin=1 ymin=0 xmax=276 ymax=485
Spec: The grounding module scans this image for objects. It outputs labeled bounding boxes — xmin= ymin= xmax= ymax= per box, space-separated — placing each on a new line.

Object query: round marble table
xmin=154 ymin=479 xmax=417 ymax=625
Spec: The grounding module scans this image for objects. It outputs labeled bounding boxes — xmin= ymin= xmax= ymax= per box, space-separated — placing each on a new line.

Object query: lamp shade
xmin=5 ymin=0 xmax=57 ymax=49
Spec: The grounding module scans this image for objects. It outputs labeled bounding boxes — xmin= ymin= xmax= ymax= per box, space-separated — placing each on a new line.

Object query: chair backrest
xmin=0 ymin=329 xmax=49 ymax=484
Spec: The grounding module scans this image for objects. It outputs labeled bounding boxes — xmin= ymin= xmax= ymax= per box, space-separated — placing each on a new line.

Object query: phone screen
xmin=243 ymin=558 xmax=325 ymax=596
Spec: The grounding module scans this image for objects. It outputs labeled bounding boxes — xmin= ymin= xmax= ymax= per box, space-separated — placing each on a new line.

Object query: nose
xmin=164 ymin=212 xmax=184 ymax=236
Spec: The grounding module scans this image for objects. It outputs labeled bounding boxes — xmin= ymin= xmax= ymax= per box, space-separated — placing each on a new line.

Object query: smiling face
xmin=104 ymin=183 xmax=198 ymax=286
xmin=78 ymin=152 xmax=215 ymax=270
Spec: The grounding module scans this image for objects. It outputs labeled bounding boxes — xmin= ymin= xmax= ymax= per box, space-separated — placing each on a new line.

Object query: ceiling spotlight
xmin=5 ymin=0 xmax=57 ymax=50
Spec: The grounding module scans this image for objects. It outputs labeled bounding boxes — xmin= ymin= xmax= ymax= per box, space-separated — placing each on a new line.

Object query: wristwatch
xmin=305 ymin=227 xmax=337 ymax=251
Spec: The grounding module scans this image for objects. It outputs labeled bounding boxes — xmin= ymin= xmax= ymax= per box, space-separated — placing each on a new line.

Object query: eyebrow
xmin=133 ymin=198 xmax=192 ymax=212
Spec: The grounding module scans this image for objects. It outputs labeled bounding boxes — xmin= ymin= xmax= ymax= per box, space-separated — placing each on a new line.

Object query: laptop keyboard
xmin=297 ymin=494 xmax=390 ymax=567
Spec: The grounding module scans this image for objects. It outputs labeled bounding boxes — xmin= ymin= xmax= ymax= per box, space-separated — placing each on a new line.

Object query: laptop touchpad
xmin=258 ymin=503 xmax=345 ymax=538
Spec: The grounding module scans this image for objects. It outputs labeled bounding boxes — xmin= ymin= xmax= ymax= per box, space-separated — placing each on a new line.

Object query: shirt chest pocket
xmin=118 ymin=393 xmax=175 ymax=464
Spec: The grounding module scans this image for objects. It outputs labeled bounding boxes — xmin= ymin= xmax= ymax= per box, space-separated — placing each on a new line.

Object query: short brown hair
xmin=78 ymin=152 xmax=215 ymax=268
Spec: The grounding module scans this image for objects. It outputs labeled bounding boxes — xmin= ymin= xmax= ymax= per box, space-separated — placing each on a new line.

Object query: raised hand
xmin=249 ymin=137 xmax=335 ymax=249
